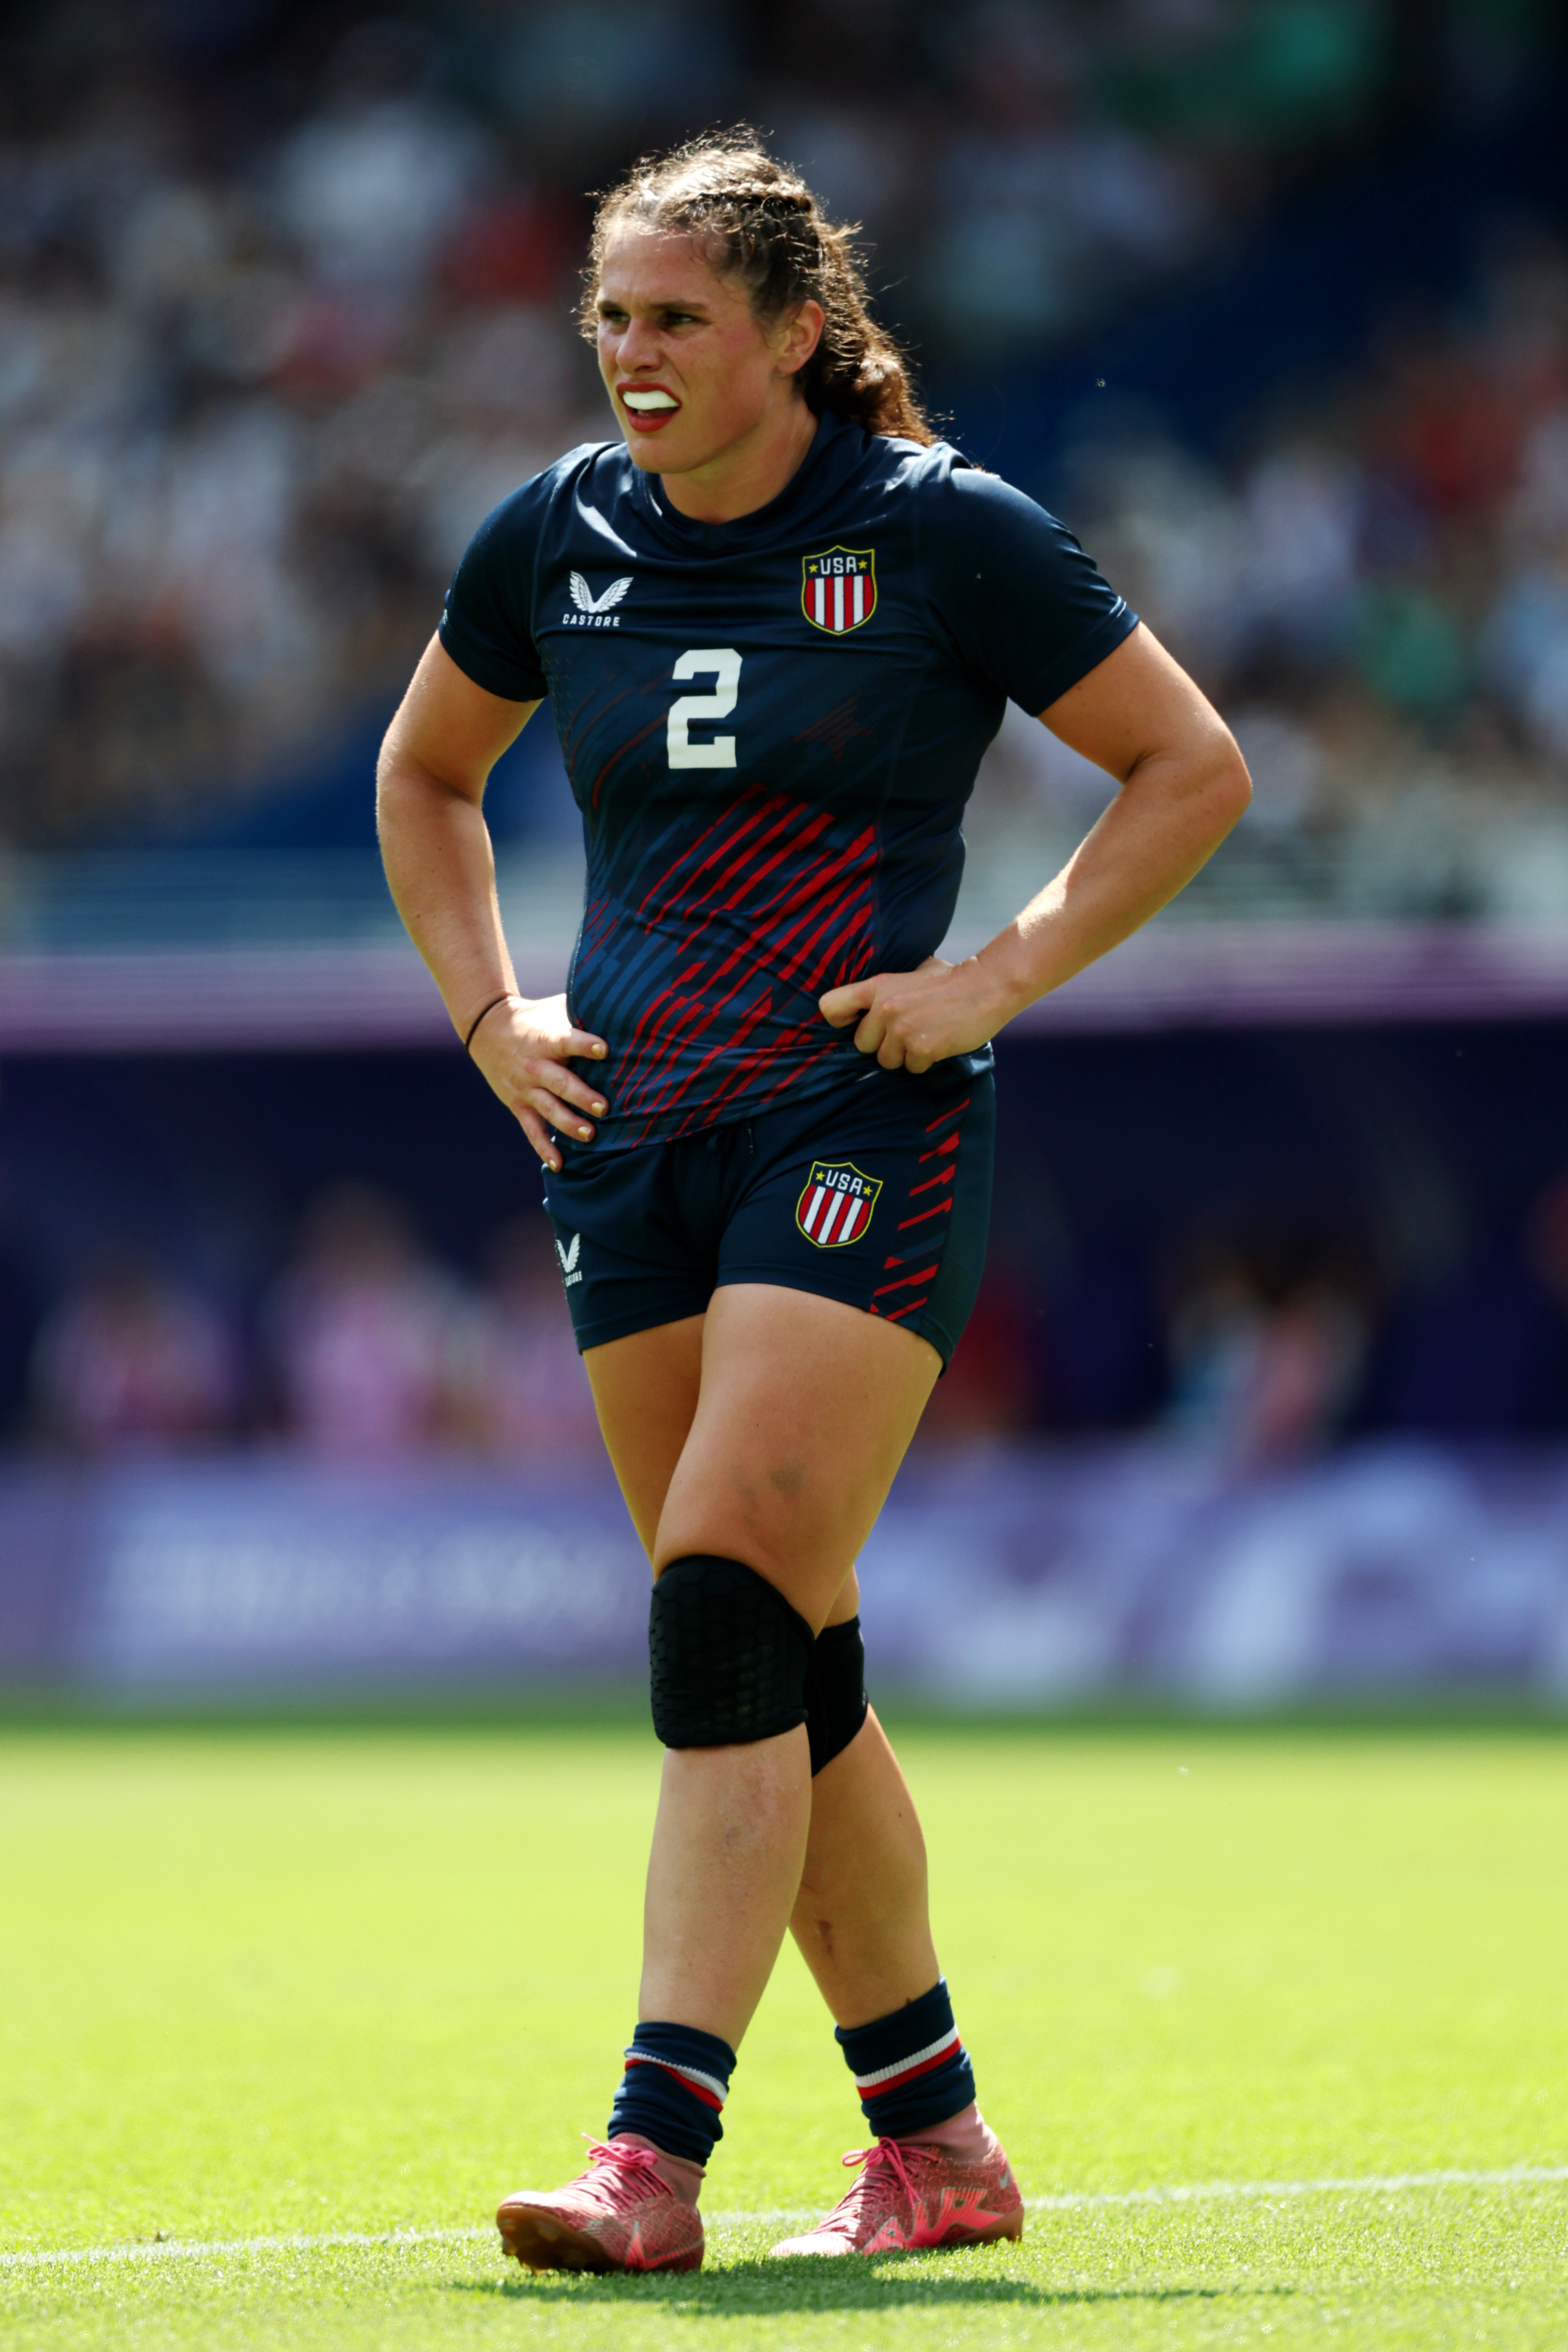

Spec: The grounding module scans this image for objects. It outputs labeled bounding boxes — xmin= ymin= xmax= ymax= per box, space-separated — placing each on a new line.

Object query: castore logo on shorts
xmin=796 ymin=1161 xmax=882 ymax=1248
xmin=556 ymin=1232 xmax=583 ymax=1286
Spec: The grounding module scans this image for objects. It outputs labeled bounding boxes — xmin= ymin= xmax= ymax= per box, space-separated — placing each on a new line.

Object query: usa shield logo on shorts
xmin=802 ymin=547 xmax=877 ymax=634
xmin=796 ymin=1161 xmax=882 ymax=1248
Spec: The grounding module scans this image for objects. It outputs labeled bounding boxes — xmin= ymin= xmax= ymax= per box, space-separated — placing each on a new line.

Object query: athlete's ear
xmin=776 ymin=298 xmax=825 ymax=378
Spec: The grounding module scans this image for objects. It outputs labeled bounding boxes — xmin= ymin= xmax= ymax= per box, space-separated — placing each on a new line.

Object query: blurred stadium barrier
xmin=15 ymin=852 xmax=1568 ymax=1051
xmin=0 ymin=846 xmax=583 ymax=1048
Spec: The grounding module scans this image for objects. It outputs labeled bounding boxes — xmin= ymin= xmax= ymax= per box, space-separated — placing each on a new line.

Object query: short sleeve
xmin=923 ymin=464 xmax=1137 ymax=715
xmin=438 ymin=481 xmax=550 ymax=703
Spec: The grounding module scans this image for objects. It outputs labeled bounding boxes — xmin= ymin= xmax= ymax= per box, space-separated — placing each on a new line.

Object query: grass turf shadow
xmin=449 ymin=2257 xmax=1300 ymax=2315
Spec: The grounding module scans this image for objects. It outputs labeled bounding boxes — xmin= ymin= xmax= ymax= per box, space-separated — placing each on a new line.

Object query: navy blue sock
xmin=835 ymin=1977 xmax=977 ymax=2138
xmin=607 ymin=2021 xmax=736 ymax=2166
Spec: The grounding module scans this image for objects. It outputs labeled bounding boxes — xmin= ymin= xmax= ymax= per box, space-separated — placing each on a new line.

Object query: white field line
xmin=0 ymin=2226 xmax=496 ymax=2274
xmin=3 ymin=2164 xmax=1565 ymax=2275
xmin=1021 ymin=2163 xmax=1568 ymax=2214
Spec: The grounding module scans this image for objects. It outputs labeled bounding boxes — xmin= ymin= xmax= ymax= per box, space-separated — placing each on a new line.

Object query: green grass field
xmin=3 ymin=1716 xmax=1565 ymax=2349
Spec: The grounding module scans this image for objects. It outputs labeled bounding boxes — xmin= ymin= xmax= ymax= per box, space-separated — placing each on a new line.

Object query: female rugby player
xmin=378 ymin=135 xmax=1250 ymax=2272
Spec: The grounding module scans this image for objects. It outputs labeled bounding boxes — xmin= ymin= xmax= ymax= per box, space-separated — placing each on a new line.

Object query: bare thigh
xmin=585 ymin=1285 xmax=939 ymax=1634
xmin=657 ymin=1286 xmax=937 ymax=1627
xmin=584 ymin=1314 xmax=705 ymax=1560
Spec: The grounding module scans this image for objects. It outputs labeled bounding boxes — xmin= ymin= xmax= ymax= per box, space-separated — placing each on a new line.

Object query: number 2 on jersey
xmin=668 ymin=649 xmax=741 ymax=770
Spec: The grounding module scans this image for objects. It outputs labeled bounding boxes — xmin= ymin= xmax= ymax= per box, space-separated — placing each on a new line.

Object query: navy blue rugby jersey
xmin=438 ymin=408 xmax=1135 ymax=1152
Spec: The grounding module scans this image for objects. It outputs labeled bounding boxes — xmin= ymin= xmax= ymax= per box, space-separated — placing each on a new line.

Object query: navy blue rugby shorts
xmin=541 ymin=1061 xmax=994 ymax=1368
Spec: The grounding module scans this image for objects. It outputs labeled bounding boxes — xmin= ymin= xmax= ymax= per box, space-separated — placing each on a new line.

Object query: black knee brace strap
xmin=805 ymin=1617 xmax=870 ymax=1776
xmin=650 ymin=1556 xmax=814 ymax=1749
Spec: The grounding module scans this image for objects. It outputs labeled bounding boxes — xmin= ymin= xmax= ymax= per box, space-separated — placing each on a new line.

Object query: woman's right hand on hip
xmin=469 ymin=993 xmax=609 ymax=1170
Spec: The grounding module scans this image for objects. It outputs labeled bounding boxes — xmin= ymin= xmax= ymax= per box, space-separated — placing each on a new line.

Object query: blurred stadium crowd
xmin=26 ymin=1183 xmax=603 ymax=1462
xmin=980 ymin=225 xmax=1568 ymax=921
xmin=0 ymin=1180 xmax=1390 ymax=1458
xmin=0 ymin=0 xmax=1558 ymax=859
xmin=19 ymin=1132 xmax=1568 ymax=1464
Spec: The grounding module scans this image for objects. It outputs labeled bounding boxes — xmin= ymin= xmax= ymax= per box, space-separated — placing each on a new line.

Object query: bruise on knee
xmin=717 ymin=1452 xmax=808 ymax=1525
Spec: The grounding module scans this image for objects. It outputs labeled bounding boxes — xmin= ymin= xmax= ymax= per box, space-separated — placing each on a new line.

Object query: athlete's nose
xmin=616 ymin=315 xmax=666 ymax=373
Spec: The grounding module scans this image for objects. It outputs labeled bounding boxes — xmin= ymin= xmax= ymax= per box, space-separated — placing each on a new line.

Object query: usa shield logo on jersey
xmin=796 ymin=1160 xmax=882 ymax=1247
xmin=803 ymin=547 xmax=877 ymax=634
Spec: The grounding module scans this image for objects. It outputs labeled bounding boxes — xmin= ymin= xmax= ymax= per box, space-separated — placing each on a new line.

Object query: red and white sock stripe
xmin=852 ymin=2027 xmax=963 ymax=2101
xmin=623 ymin=2050 xmax=728 ymax=2112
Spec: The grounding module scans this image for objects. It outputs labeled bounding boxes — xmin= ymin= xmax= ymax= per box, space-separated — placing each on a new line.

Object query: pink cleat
xmin=497 ymin=2138 xmax=704 ymax=2273
xmin=769 ymin=2135 xmax=1024 ymax=2258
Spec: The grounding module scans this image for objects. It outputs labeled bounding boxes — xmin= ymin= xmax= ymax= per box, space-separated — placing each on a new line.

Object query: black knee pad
xmin=650 ymin=1555 xmax=814 ymax=1749
xmin=805 ymin=1616 xmax=870 ymax=1776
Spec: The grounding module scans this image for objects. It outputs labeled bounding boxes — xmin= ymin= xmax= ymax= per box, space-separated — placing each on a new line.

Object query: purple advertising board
xmin=3 ymin=1441 xmax=1567 ymax=1704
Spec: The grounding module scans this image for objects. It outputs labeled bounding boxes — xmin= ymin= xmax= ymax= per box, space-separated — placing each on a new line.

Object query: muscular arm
xmin=821 ymin=624 xmax=1251 ymax=1069
xmin=377 ymin=636 xmax=534 ymax=1029
xmin=377 ymin=637 xmax=608 ymax=1167
xmin=977 ymin=622 xmax=1250 ymax=1008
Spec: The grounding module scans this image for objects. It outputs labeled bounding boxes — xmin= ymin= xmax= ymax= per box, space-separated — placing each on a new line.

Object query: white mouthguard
xmin=622 ymin=389 xmax=679 ymax=412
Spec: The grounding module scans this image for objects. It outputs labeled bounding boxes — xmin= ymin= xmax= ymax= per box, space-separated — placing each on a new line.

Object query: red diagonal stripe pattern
xmin=574 ymin=785 xmax=879 ymax=1146
xmin=867 ymin=1093 xmax=975 ymax=1329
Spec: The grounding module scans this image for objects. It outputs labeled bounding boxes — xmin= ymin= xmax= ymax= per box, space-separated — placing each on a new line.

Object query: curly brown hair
xmin=582 ymin=130 xmax=935 ymax=446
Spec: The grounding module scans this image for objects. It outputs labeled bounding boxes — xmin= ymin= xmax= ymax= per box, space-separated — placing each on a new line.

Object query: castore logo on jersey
xmin=803 ymin=547 xmax=877 ymax=635
xmin=565 ymin=573 xmax=632 ymax=627
xmin=796 ymin=1161 xmax=882 ymax=1247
